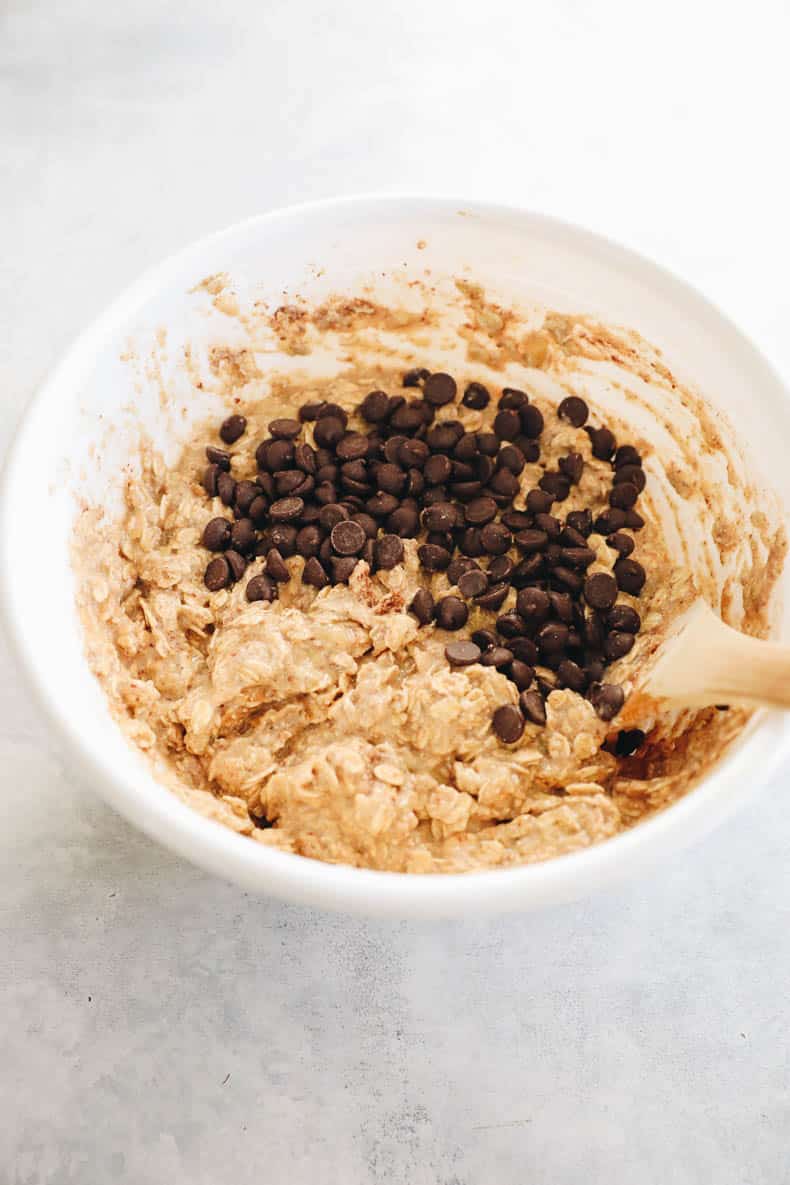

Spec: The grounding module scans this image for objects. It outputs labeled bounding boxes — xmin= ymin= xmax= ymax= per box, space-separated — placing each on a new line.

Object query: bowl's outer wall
xmin=3 ymin=195 xmax=790 ymax=917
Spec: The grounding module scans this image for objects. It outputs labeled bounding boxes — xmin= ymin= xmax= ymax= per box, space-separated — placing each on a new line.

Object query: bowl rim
xmin=3 ymin=191 xmax=789 ymax=918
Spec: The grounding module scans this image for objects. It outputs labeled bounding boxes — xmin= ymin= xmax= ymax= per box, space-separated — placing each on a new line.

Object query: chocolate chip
xmin=244 ymin=572 xmax=276 ymax=602
xmin=537 ymin=621 xmax=569 ymax=653
xmin=557 ymin=659 xmax=587 ymax=692
xmin=264 ymin=524 xmax=298 ymax=557
xmin=480 ymin=523 xmax=512 ymax=555
xmin=519 ymin=690 xmax=546 ymax=726
xmin=557 ymin=396 xmax=589 ymax=427
xmin=496 ymin=611 xmax=527 ymax=639
xmin=267 ymin=418 xmax=299 ymax=440
xmin=515 ymin=529 xmax=548 ymax=554
xmin=217 ymin=471 xmax=237 ymax=506
xmin=476 ymin=431 xmax=500 ymax=457
xmin=462 ymin=381 xmax=490 ymax=409
xmin=275 ymin=469 xmax=307 ymax=496
xmin=435 ymin=596 xmax=468 ymax=631
xmin=510 ymin=555 xmax=544 ymax=587
xmin=614 ymin=558 xmax=646 ymax=594
xmin=475 ymin=583 xmax=510 ymax=611
xmin=471 ymin=628 xmax=498 ymax=651
xmin=387 ymin=506 xmax=419 ymax=537
xmin=302 ymin=557 xmax=329 ymax=589
xmin=538 ymin=472 xmax=571 ymax=501
xmin=514 ymin=436 xmax=540 ymax=463
xmin=526 ymin=489 xmax=554 ymax=514
xmin=462 ymin=496 xmax=496 ymax=526
xmin=403 ymin=367 xmax=430 ymax=388
xmin=229 ymin=518 xmax=256 ymax=555
xmin=559 ymin=452 xmax=584 ymax=483
xmin=489 ymin=470 xmax=520 ymax=502
xmin=367 ymin=493 xmax=400 ymax=518
xmin=609 ymin=483 xmax=639 ymax=510
xmin=206 ymin=445 xmax=231 ymax=470
xmin=583 ymin=572 xmax=618 ymax=610
xmin=548 ymin=591 xmax=574 ymax=623
xmin=615 ymin=728 xmax=646 ymax=756
xmin=399 ymin=438 xmax=429 ymax=468
xmin=328 ymin=519 xmax=365 ymax=556
xmin=624 ymin=509 xmax=645 ymax=531
xmin=509 ymin=636 xmax=539 ymax=664
xmin=451 ymin=480 xmax=484 ymax=501
xmin=458 ymin=569 xmax=489 ymax=598
xmin=492 ymin=705 xmax=525 ymax=743
xmin=493 ymin=409 xmax=521 ymax=441
xmin=447 ymin=557 xmax=477 ymax=584
xmin=204 ymin=556 xmax=231 ymax=590
xmin=480 ymin=646 xmax=514 ymax=668
xmin=202 ymin=515 xmax=232 ymax=552
xmin=424 ymin=454 xmax=453 ymax=485
xmin=604 ymin=537 xmax=634 ymax=566
xmin=613 ymin=464 xmax=646 ymax=493
xmin=202 ymin=464 xmax=220 ymax=497
xmin=445 ymin=640 xmax=481 ymax=667
xmin=360 ymin=390 xmax=391 ymax=422
xmin=559 ymin=547 xmax=596 ymax=570
xmin=494 ymin=445 xmax=523 ymax=476
xmin=585 ymin=659 xmax=605 ymax=684
xmin=409 ymin=588 xmax=435 ymax=624
xmin=418 ymin=543 xmax=451 ymax=571
xmin=421 ymin=501 xmax=458 ymax=532
xmin=224 ymin=550 xmax=246 ymax=582
xmin=586 ymin=425 xmax=616 ymax=460
xmin=614 ymin=445 xmax=642 ymax=469
xmin=452 ymin=434 xmax=478 ymax=463
xmin=299 ymin=401 xmax=327 ymax=422
xmin=508 ymin=660 xmax=535 ymax=691
xmin=295 ymin=525 xmax=322 ymax=557
xmin=248 ymin=495 xmax=269 ymax=526
xmin=266 ymin=439 xmax=296 ymax=473
xmin=499 ymin=387 xmax=528 ymax=410
xmin=219 ymin=414 xmax=247 ymax=444
xmin=519 ymin=404 xmax=544 ymax=438
xmin=589 ymin=682 xmax=624 ymax=721
xmin=487 ymin=555 xmax=514 ymax=583
xmin=458 ymin=528 xmax=485 ymax=557
xmin=594 ymin=508 xmax=627 ymax=535
xmin=331 ymin=556 xmax=358 ymax=583
xmin=607 ymin=604 xmax=641 ymax=633
xmin=316 ymin=403 xmax=348 ymax=426
xmin=264 ymin=548 xmax=290 ymax=582
xmin=313 ymin=416 xmax=345 ymax=450
xmin=427 ymin=421 xmax=464 ymax=451
xmin=391 ymin=402 xmax=428 ymax=433
xmin=565 ymin=508 xmax=593 ymax=537
xmin=605 ymin=631 xmax=635 ymax=660
xmin=269 ymin=496 xmax=304 ymax=523
xmin=406 ymin=468 xmax=426 ymax=497
xmin=374 ymin=534 xmax=404 ymax=570
xmin=290 ymin=442 xmax=315 ymax=475
xmin=424 ymin=372 xmax=457 ymax=406
xmin=335 ymin=433 xmax=369 ymax=463
xmin=516 ymin=587 xmax=551 ymax=621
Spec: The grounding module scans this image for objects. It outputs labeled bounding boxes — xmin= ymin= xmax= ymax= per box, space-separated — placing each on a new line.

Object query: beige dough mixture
xmin=74 ymin=284 xmax=785 ymax=873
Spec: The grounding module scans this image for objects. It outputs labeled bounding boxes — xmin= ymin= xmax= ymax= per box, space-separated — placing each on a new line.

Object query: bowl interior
xmin=4 ymin=196 xmax=790 ymax=916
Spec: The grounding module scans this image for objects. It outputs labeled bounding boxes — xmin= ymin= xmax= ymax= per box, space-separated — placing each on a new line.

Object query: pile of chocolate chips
xmin=198 ymin=370 xmax=648 ymax=744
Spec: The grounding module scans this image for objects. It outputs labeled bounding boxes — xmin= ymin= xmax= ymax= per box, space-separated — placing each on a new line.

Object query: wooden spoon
xmin=644 ymin=598 xmax=790 ymax=709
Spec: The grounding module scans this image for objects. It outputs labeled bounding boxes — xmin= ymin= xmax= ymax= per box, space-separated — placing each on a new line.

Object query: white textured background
xmin=2 ymin=2 xmax=790 ymax=1182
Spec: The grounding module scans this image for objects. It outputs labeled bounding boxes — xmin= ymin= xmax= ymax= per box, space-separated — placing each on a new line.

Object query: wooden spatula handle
xmin=646 ymin=599 xmax=790 ymax=710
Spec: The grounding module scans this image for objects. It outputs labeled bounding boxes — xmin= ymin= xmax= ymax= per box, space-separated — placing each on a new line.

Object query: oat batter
xmin=74 ymin=291 xmax=785 ymax=873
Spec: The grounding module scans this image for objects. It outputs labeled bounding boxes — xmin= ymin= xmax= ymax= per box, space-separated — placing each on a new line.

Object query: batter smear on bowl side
xmin=73 ymin=280 xmax=786 ymax=872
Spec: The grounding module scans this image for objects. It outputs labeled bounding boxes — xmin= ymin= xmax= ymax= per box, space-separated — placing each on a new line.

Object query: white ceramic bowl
xmin=3 ymin=195 xmax=789 ymax=918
